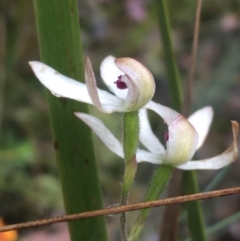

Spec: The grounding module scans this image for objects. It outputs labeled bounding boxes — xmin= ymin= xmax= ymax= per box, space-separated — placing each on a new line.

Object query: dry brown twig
xmin=184 ymin=0 xmax=203 ymax=115
xmin=0 ymin=186 xmax=240 ymax=233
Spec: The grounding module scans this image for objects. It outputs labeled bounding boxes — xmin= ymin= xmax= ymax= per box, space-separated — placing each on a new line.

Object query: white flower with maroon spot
xmin=29 ymin=56 xmax=155 ymax=113
xmin=139 ymin=101 xmax=239 ymax=169
xmin=75 ymin=102 xmax=238 ymax=170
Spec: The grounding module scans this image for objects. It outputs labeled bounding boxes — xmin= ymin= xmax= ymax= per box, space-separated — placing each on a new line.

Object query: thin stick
xmin=183 ymin=0 xmax=203 ymax=115
xmin=1 ymin=186 xmax=240 ymax=233
xmin=0 ymin=16 xmax=6 ymax=132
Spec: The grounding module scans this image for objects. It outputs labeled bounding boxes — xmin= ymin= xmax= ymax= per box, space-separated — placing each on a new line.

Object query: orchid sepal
xmin=74 ymin=112 xmax=124 ymax=158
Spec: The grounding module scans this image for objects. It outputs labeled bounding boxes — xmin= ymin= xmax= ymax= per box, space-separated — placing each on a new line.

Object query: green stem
xmin=128 ymin=165 xmax=173 ymax=241
xmin=183 ymin=171 xmax=206 ymax=241
xmin=123 ymin=111 xmax=139 ymax=164
xmin=120 ymin=111 xmax=139 ymax=241
xmin=33 ymin=1 xmax=108 ymax=241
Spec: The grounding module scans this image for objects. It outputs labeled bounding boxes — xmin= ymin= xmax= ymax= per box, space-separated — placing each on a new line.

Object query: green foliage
xmin=0 ymin=141 xmax=63 ymax=222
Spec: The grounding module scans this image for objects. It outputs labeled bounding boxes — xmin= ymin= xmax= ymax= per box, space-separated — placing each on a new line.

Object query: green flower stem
xmin=183 ymin=171 xmax=206 ymax=241
xmin=120 ymin=111 xmax=139 ymax=241
xmin=123 ymin=111 xmax=139 ymax=164
xmin=33 ymin=1 xmax=108 ymax=241
xmin=128 ymin=164 xmax=173 ymax=241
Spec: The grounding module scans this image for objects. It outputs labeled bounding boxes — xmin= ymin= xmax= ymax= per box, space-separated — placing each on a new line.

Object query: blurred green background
xmin=0 ymin=0 xmax=240 ymax=240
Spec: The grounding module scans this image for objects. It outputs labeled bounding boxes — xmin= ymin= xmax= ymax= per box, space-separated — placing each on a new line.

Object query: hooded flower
xmin=29 ymin=56 xmax=155 ymax=113
xmin=75 ymin=101 xmax=238 ymax=170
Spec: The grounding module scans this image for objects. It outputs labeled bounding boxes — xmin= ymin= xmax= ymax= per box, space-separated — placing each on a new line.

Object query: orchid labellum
xmin=29 ymin=56 xmax=155 ymax=113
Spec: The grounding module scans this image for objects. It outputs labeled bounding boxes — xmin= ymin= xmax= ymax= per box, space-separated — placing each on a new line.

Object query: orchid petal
xmin=29 ymin=61 xmax=125 ymax=113
xmin=178 ymin=121 xmax=239 ymax=170
xmin=136 ymin=149 xmax=163 ymax=164
xmin=188 ymin=106 xmax=214 ymax=150
xmin=74 ymin=112 xmax=124 ymax=158
xmin=100 ymin=56 xmax=127 ymax=99
xmin=115 ymin=58 xmax=155 ymax=111
xmin=139 ymin=109 xmax=165 ymax=155
xmin=146 ymin=101 xmax=199 ymax=165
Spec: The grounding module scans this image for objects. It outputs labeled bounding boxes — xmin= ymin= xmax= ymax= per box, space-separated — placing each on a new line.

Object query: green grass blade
xmin=154 ymin=0 xmax=182 ymax=111
xmin=183 ymin=171 xmax=206 ymax=241
xmin=183 ymin=211 xmax=240 ymax=241
xmin=33 ymin=0 xmax=108 ymax=240
xmin=203 ymin=166 xmax=231 ymax=192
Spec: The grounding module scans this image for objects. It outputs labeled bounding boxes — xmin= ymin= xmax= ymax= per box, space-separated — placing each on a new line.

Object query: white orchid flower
xmin=139 ymin=101 xmax=239 ymax=169
xmin=29 ymin=56 xmax=155 ymax=113
xmin=75 ymin=101 xmax=238 ymax=170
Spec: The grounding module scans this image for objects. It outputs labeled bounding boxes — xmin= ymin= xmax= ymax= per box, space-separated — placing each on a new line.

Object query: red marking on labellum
xmin=164 ymin=132 xmax=169 ymax=141
xmin=114 ymin=75 xmax=127 ymax=89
